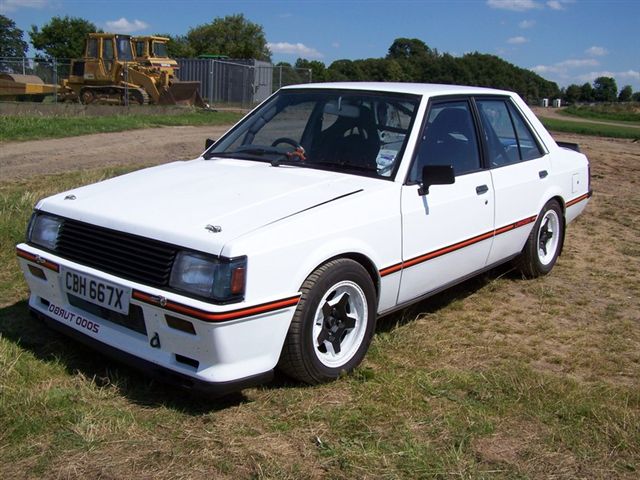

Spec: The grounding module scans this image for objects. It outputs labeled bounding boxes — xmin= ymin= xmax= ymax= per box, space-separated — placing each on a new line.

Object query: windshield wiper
xmin=308 ymin=160 xmax=377 ymax=173
xmin=204 ymin=146 xmax=286 ymax=161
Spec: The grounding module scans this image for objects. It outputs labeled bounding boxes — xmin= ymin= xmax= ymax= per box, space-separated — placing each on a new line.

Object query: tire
xmin=278 ymin=258 xmax=377 ymax=384
xmin=516 ymin=200 xmax=564 ymax=277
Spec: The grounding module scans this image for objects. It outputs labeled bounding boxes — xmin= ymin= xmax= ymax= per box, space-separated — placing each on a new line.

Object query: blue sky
xmin=2 ymin=0 xmax=639 ymax=91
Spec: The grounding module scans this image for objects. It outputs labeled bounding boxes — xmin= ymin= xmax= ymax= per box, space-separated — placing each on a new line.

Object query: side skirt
xmin=377 ymin=253 xmax=519 ymax=318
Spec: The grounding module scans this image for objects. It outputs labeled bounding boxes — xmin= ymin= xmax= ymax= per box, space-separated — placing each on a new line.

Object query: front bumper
xmin=17 ymin=243 xmax=298 ymax=393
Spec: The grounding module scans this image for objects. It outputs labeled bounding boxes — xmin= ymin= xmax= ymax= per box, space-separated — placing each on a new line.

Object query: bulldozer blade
xmin=159 ymin=81 xmax=207 ymax=108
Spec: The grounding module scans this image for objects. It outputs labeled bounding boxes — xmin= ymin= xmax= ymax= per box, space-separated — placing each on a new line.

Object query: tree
xmin=155 ymin=33 xmax=195 ymax=58
xmin=618 ymin=85 xmax=633 ymax=102
xmin=564 ymin=84 xmax=582 ymax=104
xmin=0 ymin=15 xmax=28 ymax=58
xmin=387 ymin=38 xmax=434 ymax=61
xmin=593 ymin=76 xmax=617 ymax=102
xmin=187 ymin=14 xmax=270 ymax=60
xmin=580 ymin=82 xmax=594 ymax=102
xmin=29 ymin=16 xmax=97 ymax=60
xmin=632 ymin=91 xmax=640 ymax=102
xmin=295 ymin=58 xmax=326 ymax=82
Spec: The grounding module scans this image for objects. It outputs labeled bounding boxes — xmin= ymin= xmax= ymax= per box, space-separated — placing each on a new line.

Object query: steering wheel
xmin=271 ymin=137 xmax=301 ymax=149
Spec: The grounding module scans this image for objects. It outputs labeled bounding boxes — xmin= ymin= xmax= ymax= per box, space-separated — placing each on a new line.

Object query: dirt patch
xmin=0 ymin=125 xmax=232 ymax=180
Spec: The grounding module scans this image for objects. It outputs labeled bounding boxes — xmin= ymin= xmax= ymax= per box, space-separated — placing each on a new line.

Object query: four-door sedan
xmin=17 ymin=83 xmax=591 ymax=394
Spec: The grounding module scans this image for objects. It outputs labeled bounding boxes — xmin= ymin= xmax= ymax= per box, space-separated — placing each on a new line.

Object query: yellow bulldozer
xmin=0 ymin=33 xmax=206 ymax=107
xmin=62 ymin=33 xmax=206 ymax=107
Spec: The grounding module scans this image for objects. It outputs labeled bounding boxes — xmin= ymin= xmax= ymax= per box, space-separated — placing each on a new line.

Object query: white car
xmin=17 ymin=83 xmax=591 ymax=394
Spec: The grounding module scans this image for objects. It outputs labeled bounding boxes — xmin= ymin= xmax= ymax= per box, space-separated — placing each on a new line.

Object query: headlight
xmin=27 ymin=212 xmax=63 ymax=251
xmin=169 ymin=251 xmax=247 ymax=303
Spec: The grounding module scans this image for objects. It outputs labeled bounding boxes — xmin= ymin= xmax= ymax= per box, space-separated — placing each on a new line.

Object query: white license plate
xmin=61 ymin=267 xmax=131 ymax=315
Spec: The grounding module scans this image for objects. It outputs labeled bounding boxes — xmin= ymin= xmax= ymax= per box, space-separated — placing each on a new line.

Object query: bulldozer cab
xmin=69 ymin=33 xmax=135 ymax=84
xmin=133 ymin=36 xmax=178 ymax=69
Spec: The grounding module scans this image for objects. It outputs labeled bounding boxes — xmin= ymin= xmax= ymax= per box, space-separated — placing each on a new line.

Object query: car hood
xmin=38 ymin=158 xmax=370 ymax=255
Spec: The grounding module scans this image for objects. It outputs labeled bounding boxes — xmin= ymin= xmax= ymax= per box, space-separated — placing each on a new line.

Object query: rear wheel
xmin=278 ymin=259 xmax=376 ymax=384
xmin=516 ymin=200 xmax=564 ymax=277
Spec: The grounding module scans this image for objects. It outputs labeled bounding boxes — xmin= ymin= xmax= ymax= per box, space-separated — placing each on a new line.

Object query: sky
xmin=2 ymin=0 xmax=639 ymax=91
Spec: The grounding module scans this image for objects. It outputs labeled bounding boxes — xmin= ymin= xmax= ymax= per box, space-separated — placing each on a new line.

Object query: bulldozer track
xmin=78 ymin=85 xmax=149 ymax=106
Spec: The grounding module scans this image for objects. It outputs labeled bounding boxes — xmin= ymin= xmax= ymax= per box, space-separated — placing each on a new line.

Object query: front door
xmin=397 ymin=99 xmax=495 ymax=304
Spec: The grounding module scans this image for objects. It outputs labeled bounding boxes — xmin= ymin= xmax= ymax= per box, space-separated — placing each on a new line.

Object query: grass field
xmin=0 ymin=111 xmax=242 ymax=142
xmin=539 ymin=117 xmax=640 ymax=139
xmin=1 ymin=135 xmax=639 ymax=478
xmin=562 ymin=103 xmax=640 ymax=123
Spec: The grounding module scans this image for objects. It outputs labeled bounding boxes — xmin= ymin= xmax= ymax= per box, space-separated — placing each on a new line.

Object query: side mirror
xmin=418 ymin=165 xmax=455 ymax=196
xmin=205 ymin=138 xmax=216 ymax=150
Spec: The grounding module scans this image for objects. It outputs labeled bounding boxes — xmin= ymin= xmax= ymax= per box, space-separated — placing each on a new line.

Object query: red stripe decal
xmin=379 ymin=215 xmax=538 ymax=277
xmin=132 ymin=290 xmax=300 ymax=323
xmin=16 ymin=247 xmax=60 ymax=272
xmin=566 ymin=192 xmax=591 ymax=207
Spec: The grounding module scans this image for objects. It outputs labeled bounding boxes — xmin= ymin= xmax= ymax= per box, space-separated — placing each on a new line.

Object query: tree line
xmin=2 ymin=14 xmax=638 ymax=104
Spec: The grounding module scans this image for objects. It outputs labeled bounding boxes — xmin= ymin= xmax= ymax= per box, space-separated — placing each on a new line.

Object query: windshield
xmin=208 ymin=89 xmax=420 ymax=179
xmin=116 ymin=36 xmax=133 ymax=61
xmin=152 ymin=41 xmax=169 ymax=58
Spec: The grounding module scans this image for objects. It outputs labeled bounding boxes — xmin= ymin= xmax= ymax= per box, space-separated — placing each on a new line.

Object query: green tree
xmin=580 ymin=82 xmax=594 ymax=102
xmin=618 ymin=84 xmax=633 ymax=102
xmin=632 ymin=91 xmax=640 ymax=102
xmin=593 ymin=76 xmax=617 ymax=102
xmin=29 ymin=15 xmax=97 ymax=60
xmin=295 ymin=58 xmax=326 ymax=82
xmin=564 ymin=84 xmax=582 ymax=104
xmin=187 ymin=14 xmax=270 ymax=60
xmin=0 ymin=15 xmax=28 ymax=58
xmin=155 ymin=33 xmax=195 ymax=58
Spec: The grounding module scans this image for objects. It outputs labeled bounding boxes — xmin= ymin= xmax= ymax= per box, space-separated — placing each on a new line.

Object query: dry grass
xmin=1 ymin=133 xmax=639 ymax=479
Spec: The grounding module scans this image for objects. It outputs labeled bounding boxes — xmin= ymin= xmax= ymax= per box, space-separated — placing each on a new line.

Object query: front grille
xmin=56 ymin=218 xmax=177 ymax=287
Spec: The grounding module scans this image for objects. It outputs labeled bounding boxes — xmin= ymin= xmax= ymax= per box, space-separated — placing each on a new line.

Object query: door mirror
xmin=418 ymin=165 xmax=455 ymax=196
xmin=205 ymin=138 xmax=216 ymax=150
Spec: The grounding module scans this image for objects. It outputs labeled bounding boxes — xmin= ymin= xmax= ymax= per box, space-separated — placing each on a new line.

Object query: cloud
xmin=531 ymin=58 xmax=599 ymax=75
xmin=105 ymin=18 xmax=149 ymax=34
xmin=267 ymin=42 xmax=324 ymax=58
xmin=0 ymin=0 xmax=48 ymax=14
xmin=519 ymin=19 xmax=536 ymax=28
xmin=546 ymin=0 xmax=575 ymax=9
xmin=585 ymin=46 xmax=608 ymax=57
xmin=332 ymin=42 xmax=340 ymax=48
xmin=507 ymin=36 xmax=529 ymax=44
xmin=487 ymin=0 xmax=541 ymax=11
xmin=576 ymin=70 xmax=640 ymax=84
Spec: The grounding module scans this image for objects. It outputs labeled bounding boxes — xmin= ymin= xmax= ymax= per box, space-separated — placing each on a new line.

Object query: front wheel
xmin=516 ymin=200 xmax=564 ymax=277
xmin=278 ymin=259 xmax=377 ymax=384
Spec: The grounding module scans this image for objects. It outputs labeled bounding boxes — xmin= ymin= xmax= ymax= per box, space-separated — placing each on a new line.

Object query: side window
xmin=409 ymin=100 xmax=480 ymax=182
xmin=135 ymin=41 xmax=145 ymax=57
xmin=507 ymin=102 xmax=544 ymax=160
xmin=477 ymin=99 xmax=543 ymax=167
xmin=87 ymin=38 xmax=98 ymax=58
xmin=103 ymin=39 xmax=114 ymax=60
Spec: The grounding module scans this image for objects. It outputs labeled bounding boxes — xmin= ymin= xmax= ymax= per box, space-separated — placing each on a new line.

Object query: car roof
xmin=282 ymin=82 xmax=512 ymax=98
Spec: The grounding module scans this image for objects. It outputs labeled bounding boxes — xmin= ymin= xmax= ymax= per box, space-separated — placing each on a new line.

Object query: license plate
xmin=61 ymin=267 xmax=131 ymax=315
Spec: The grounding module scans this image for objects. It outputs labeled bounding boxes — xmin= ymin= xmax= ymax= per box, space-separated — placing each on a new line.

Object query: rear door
xmin=396 ymin=98 xmax=494 ymax=304
xmin=475 ymin=98 xmax=551 ymax=265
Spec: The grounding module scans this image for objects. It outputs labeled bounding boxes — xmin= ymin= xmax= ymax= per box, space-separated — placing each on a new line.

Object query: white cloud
xmin=585 ymin=46 xmax=608 ymax=57
xmin=576 ymin=70 xmax=640 ymax=83
xmin=0 ymin=0 xmax=48 ymax=14
xmin=487 ymin=0 xmax=541 ymax=11
xmin=547 ymin=0 xmax=575 ymax=10
xmin=267 ymin=42 xmax=324 ymax=58
xmin=507 ymin=36 xmax=529 ymax=44
xmin=531 ymin=58 xmax=599 ymax=75
xmin=105 ymin=18 xmax=149 ymax=34
xmin=519 ymin=19 xmax=536 ymax=28
xmin=332 ymin=42 xmax=340 ymax=48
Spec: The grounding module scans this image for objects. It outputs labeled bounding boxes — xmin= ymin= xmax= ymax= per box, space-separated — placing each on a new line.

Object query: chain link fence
xmin=0 ymin=57 xmax=312 ymax=110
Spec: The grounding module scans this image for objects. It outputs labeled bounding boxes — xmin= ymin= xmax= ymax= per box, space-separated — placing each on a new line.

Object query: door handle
xmin=476 ymin=185 xmax=489 ymax=195
xmin=539 ymin=170 xmax=548 ymax=179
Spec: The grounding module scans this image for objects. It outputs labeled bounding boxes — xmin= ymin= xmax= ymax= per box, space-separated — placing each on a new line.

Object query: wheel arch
xmin=304 ymin=252 xmax=381 ymax=302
